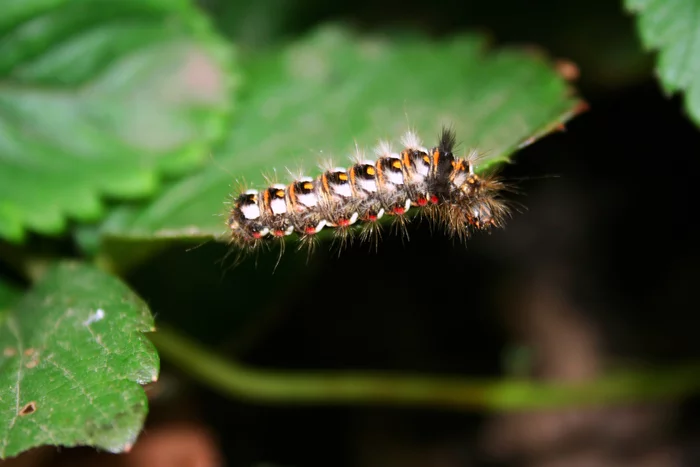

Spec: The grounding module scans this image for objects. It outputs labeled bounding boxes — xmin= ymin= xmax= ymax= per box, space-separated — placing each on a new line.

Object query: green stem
xmin=150 ymin=325 xmax=700 ymax=411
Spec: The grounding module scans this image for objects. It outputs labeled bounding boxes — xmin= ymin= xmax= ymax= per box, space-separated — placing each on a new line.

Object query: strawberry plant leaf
xmin=0 ymin=0 xmax=237 ymax=242
xmin=626 ymin=0 xmax=700 ymax=125
xmin=0 ymin=280 xmax=21 ymax=313
xmin=101 ymin=25 xmax=585 ymax=242
xmin=0 ymin=262 xmax=158 ymax=459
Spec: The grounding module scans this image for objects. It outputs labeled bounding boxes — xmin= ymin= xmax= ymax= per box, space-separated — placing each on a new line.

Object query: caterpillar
xmin=226 ymin=127 xmax=509 ymax=258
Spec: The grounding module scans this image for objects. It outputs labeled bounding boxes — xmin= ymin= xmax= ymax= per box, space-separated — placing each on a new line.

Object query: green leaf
xmin=102 ymin=25 xmax=585 ymax=242
xmin=626 ymin=0 xmax=700 ymax=125
xmin=205 ymin=0 xmax=303 ymax=46
xmin=0 ymin=280 xmax=21 ymax=314
xmin=0 ymin=0 xmax=238 ymax=243
xmin=0 ymin=262 xmax=158 ymax=459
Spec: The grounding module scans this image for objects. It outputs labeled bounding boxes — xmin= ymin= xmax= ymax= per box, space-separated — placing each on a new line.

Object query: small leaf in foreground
xmin=0 ymin=0 xmax=237 ymax=243
xmin=102 ymin=25 xmax=585 ymax=242
xmin=626 ymin=0 xmax=700 ymax=125
xmin=0 ymin=262 xmax=159 ymax=459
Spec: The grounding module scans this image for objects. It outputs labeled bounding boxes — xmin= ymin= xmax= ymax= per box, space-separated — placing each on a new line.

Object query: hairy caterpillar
xmin=226 ymin=127 xmax=509 ymax=259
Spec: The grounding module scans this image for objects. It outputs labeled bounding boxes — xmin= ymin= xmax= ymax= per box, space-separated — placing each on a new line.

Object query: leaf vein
xmin=1 ymin=316 xmax=24 ymax=457
xmin=45 ymin=357 xmax=111 ymax=426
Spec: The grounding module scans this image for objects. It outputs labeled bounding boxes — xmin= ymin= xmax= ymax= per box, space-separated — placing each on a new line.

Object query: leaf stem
xmin=150 ymin=325 xmax=700 ymax=411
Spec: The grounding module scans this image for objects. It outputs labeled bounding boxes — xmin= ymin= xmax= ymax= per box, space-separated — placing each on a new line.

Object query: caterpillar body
xmin=227 ymin=127 xmax=509 ymax=256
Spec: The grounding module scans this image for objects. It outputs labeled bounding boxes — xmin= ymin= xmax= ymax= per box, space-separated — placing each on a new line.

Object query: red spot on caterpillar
xmin=305 ymin=226 xmax=317 ymax=234
xmin=337 ymin=219 xmax=350 ymax=227
xmin=416 ymin=197 xmax=427 ymax=207
xmin=393 ymin=207 xmax=405 ymax=215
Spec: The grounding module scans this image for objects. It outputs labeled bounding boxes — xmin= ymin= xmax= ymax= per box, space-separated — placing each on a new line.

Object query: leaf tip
xmin=574 ymin=100 xmax=591 ymax=116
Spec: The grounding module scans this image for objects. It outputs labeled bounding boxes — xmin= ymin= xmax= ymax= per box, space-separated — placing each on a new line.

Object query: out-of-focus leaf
xmin=626 ymin=0 xmax=700 ymax=125
xmin=0 ymin=0 xmax=237 ymax=242
xmin=101 ymin=25 xmax=585 ymax=242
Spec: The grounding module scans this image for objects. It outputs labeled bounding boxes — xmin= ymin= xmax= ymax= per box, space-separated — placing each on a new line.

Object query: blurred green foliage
xmin=626 ymin=0 xmax=700 ymax=126
xmin=0 ymin=0 xmax=236 ymax=242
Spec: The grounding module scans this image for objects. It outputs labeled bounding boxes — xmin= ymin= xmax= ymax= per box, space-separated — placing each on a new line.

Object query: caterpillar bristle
xmin=225 ymin=126 xmax=512 ymax=263
xmin=297 ymin=232 xmax=320 ymax=263
xmin=358 ymin=218 xmax=383 ymax=253
xmin=437 ymin=126 xmax=457 ymax=154
xmin=400 ymin=130 xmax=426 ymax=153
xmin=374 ymin=140 xmax=396 ymax=158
